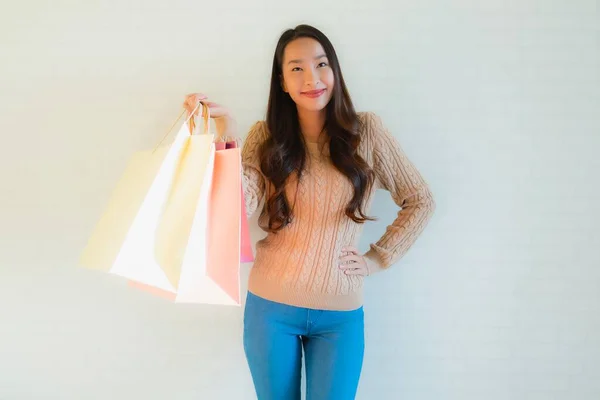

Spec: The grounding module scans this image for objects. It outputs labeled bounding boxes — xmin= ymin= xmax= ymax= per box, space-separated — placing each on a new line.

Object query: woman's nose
xmin=304 ymin=69 xmax=319 ymax=86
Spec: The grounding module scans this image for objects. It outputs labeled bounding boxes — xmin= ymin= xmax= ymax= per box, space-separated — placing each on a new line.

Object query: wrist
xmin=214 ymin=114 xmax=238 ymax=138
xmin=363 ymin=250 xmax=386 ymax=275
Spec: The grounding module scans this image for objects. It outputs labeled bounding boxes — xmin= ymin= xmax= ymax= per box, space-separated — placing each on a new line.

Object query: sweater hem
xmin=247 ymin=269 xmax=364 ymax=311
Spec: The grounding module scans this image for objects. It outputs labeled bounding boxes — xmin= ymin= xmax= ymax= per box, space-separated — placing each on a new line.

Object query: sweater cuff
xmin=363 ymin=249 xmax=387 ymax=276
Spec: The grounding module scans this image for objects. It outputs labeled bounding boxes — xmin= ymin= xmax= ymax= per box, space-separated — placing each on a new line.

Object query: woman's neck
xmin=297 ymin=108 xmax=327 ymax=144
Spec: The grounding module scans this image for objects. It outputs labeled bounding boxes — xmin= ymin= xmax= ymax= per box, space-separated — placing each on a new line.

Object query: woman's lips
xmin=301 ymin=89 xmax=326 ymax=98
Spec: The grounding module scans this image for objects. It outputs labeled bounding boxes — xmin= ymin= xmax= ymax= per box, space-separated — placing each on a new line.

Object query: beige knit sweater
xmin=240 ymin=111 xmax=435 ymax=311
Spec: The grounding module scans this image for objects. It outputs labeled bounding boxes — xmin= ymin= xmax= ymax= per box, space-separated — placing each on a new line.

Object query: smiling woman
xmin=262 ymin=25 xmax=375 ymax=234
xmin=183 ymin=23 xmax=436 ymax=400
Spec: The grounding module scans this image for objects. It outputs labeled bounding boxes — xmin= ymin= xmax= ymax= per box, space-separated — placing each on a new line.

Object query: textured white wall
xmin=1 ymin=0 xmax=598 ymax=399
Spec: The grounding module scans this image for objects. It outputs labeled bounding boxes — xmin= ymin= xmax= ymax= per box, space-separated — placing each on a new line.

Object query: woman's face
xmin=280 ymin=37 xmax=335 ymax=113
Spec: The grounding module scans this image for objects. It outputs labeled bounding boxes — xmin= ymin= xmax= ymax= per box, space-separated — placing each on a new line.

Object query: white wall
xmin=1 ymin=0 xmax=598 ymax=399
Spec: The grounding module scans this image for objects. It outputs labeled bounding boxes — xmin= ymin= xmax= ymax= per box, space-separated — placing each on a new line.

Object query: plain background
xmin=1 ymin=0 xmax=598 ymax=399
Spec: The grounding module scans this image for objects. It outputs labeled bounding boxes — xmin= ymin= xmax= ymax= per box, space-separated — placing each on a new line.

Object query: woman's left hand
xmin=338 ymin=246 xmax=369 ymax=276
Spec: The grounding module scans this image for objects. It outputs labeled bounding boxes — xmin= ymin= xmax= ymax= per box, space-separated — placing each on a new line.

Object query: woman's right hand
xmin=183 ymin=92 xmax=237 ymax=137
xmin=183 ymin=93 xmax=231 ymax=119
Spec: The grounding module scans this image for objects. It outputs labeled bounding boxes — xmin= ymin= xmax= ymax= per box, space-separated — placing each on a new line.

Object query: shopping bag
xmin=80 ymin=102 xmax=250 ymax=305
xmin=127 ymin=144 xmax=249 ymax=305
xmin=204 ymin=145 xmax=243 ymax=304
xmin=220 ymin=139 xmax=254 ymax=263
xmin=79 ymin=102 xmax=209 ymax=274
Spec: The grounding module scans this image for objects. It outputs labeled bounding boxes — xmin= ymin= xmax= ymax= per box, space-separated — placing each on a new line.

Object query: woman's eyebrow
xmin=287 ymin=54 xmax=328 ymax=65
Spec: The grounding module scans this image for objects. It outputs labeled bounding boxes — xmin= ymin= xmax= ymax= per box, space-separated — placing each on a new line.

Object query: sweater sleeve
xmin=241 ymin=121 xmax=268 ymax=218
xmin=362 ymin=112 xmax=436 ymax=275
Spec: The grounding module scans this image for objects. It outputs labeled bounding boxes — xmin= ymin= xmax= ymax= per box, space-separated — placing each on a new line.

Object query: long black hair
xmin=260 ymin=24 xmax=375 ymax=232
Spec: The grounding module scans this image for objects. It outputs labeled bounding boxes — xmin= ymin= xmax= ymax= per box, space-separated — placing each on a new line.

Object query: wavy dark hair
xmin=260 ymin=24 xmax=375 ymax=232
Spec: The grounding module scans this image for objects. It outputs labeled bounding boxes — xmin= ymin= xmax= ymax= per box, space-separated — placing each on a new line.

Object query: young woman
xmin=184 ymin=24 xmax=435 ymax=400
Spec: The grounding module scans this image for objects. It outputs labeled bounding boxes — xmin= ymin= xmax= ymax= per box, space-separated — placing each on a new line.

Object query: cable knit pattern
xmin=240 ymin=112 xmax=435 ymax=311
xmin=241 ymin=121 xmax=268 ymax=218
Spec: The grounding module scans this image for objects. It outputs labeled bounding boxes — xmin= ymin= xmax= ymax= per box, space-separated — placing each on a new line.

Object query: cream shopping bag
xmin=80 ymin=102 xmax=243 ymax=304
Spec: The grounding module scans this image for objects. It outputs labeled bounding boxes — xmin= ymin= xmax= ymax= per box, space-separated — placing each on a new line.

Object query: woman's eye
xmin=291 ymin=62 xmax=327 ymax=72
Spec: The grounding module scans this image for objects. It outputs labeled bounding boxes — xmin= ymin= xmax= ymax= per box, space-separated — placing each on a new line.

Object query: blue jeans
xmin=243 ymin=291 xmax=365 ymax=400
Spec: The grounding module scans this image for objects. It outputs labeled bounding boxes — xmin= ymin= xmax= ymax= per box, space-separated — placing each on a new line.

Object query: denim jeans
xmin=243 ymin=290 xmax=365 ymax=400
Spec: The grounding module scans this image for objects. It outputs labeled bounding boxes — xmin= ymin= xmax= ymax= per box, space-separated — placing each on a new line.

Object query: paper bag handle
xmin=152 ymin=101 xmax=211 ymax=154
xmin=187 ymin=101 xmax=211 ymax=136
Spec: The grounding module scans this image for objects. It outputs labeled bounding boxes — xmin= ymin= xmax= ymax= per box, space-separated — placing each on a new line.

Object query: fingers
xmin=338 ymin=254 xmax=362 ymax=266
xmin=338 ymin=247 xmax=368 ymax=276
xmin=339 ymin=262 xmax=368 ymax=276
xmin=342 ymin=246 xmax=360 ymax=255
xmin=185 ymin=93 xmax=208 ymax=102
xmin=344 ymin=268 xmax=367 ymax=275
xmin=183 ymin=93 xmax=208 ymax=115
xmin=183 ymin=99 xmax=198 ymax=115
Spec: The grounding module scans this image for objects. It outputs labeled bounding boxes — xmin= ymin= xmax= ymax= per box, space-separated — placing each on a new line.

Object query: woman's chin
xmin=296 ymin=99 xmax=331 ymax=113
